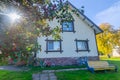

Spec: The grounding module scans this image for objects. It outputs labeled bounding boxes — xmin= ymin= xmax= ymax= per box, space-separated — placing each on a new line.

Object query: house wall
xmin=37 ymin=9 xmax=99 ymax=65
xmin=112 ymin=49 xmax=120 ymax=57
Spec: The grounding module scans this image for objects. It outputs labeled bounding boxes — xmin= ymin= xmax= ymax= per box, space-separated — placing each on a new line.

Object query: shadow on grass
xmin=29 ymin=64 xmax=86 ymax=72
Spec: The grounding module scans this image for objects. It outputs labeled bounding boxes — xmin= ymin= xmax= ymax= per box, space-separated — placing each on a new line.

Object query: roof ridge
xmin=65 ymin=1 xmax=103 ymax=34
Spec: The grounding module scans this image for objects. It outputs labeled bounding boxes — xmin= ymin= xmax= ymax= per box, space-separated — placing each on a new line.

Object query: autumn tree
xmin=0 ymin=0 xmax=72 ymax=65
xmin=112 ymin=28 xmax=120 ymax=46
xmin=112 ymin=28 xmax=120 ymax=55
xmin=97 ymin=23 xmax=115 ymax=55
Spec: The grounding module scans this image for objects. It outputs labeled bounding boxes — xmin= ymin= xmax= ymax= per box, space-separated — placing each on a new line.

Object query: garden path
xmin=0 ymin=65 xmax=29 ymax=71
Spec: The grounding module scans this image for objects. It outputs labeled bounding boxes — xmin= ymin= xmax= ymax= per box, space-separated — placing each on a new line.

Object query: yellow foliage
xmin=97 ymin=23 xmax=114 ymax=55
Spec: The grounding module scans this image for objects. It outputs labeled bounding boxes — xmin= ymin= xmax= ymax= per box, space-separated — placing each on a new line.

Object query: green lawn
xmin=0 ymin=67 xmax=42 ymax=80
xmin=0 ymin=70 xmax=31 ymax=80
xmin=0 ymin=57 xmax=120 ymax=80
xmin=56 ymin=57 xmax=120 ymax=80
xmin=0 ymin=65 xmax=85 ymax=80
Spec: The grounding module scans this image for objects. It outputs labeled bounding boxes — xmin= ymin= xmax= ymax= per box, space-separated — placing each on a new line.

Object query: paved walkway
xmin=0 ymin=65 xmax=29 ymax=71
xmin=33 ymin=72 xmax=57 ymax=80
xmin=32 ymin=68 xmax=87 ymax=80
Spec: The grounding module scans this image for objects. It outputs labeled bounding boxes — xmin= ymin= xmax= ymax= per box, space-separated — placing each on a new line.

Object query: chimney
xmin=80 ymin=6 xmax=84 ymax=14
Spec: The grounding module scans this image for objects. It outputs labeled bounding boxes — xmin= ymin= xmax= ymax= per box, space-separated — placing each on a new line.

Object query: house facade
xmin=112 ymin=46 xmax=120 ymax=57
xmin=37 ymin=2 xmax=103 ymax=65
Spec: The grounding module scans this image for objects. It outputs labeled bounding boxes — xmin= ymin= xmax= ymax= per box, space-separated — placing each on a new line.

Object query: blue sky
xmin=68 ymin=0 xmax=120 ymax=29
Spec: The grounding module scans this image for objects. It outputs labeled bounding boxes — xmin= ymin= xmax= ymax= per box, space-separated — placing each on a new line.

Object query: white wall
xmin=112 ymin=49 xmax=120 ymax=57
xmin=37 ymin=8 xmax=98 ymax=58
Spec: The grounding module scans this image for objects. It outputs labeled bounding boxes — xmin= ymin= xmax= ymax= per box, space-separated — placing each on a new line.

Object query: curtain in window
xmin=48 ymin=41 xmax=54 ymax=50
xmin=77 ymin=41 xmax=87 ymax=50
xmin=48 ymin=41 xmax=60 ymax=51
xmin=54 ymin=41 xmax=60 ymax=50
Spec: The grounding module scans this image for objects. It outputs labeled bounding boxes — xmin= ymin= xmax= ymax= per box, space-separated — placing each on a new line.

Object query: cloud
xmin=95 ymin=1 xmax=120 ymax=28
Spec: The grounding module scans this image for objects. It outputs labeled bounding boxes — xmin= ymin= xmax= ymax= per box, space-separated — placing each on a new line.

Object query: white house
xmin=112 ymin=46 xmax=120 ymax=57
xmin=37 ymin=2 xmax=103 ymax=65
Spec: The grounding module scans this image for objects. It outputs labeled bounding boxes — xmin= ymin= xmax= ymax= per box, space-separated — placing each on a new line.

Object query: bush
xmin=15 ymin=60 xmax=27 ymax=66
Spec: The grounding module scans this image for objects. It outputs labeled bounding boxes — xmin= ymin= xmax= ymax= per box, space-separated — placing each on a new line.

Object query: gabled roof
xmin=67 ymin=1 xmax=103 ymax=34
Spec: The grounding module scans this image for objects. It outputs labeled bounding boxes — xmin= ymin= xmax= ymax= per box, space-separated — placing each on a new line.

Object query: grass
xmin=56 ymin=57 xmax=120 ymax=80
xmin=0 ymin=57 xmax=120 ymax=80
xmin=56 ymin=68 xmax=120 ymax=80
xmin=29 ymin=65 xmax=85 ymax=72
xmin=0 ymin=70 xmax=31 ymax=80
xmin=0 ymin=65 xmax=85 ymax=80
xmin=0 ymin=66 xmax=42 ymax=80
xmin=100 ymin=56 xmax=120 ymax=61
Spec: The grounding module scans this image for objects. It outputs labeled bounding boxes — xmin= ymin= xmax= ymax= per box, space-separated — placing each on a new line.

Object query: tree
xmin=0 ymin=0 xmax=72 ymax=65
xmin=112 ymin=28 xmax=120 ymax=55
xmin=113 ymin=29 xmax=120 ymax=46
xmin=97 ymin=23 xmax=115 ymax=55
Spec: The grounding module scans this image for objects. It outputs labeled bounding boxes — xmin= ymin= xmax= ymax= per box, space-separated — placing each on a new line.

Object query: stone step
xmin=33 ymin=73 xmax=57 ymax=80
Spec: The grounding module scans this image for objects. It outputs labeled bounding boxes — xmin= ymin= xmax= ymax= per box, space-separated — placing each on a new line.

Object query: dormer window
xmin=62 ymin=21 xmax=75 ymax=32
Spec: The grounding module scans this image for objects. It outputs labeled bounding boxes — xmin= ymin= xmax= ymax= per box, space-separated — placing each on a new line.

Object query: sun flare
xmin=8 ymin=13 xmax=20 ymax=21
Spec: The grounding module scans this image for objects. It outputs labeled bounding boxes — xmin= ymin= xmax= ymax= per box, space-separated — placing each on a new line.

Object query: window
xmin=62 ymin=21 xmax=74 ymax=32
xmin=48 ymin=41 xmax=60 ymax=51
xmin=75 ymin=39 xmax=90 ymax=52
xmin=45 ymin=39 xmax=63 ymax=53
